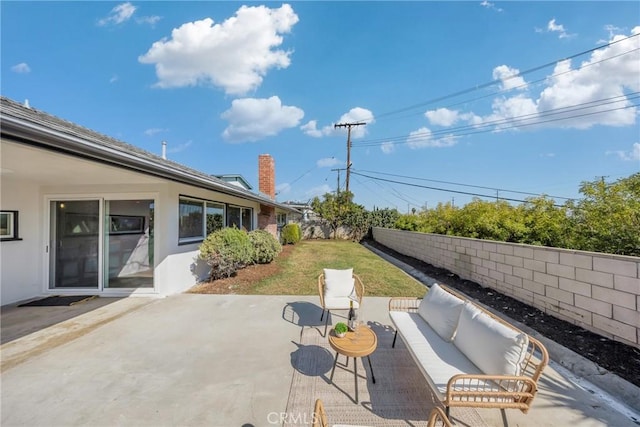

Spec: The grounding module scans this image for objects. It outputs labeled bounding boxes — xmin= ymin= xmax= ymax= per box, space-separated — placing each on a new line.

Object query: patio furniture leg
xmin=354 ymin=357 xmax=359 ymax=404
xmin=330 ymin=352 xmax=339 ymax=382
xmin=446 ymin=406 xmax=450 ymax=419
xmin=392 ymin=330 xmax=398 ymax=348
xmin=324 ymin=310 xmax=330 ymax=337
xmin=367 ymin=355 xmax=376 ymax=383
xmin=320 ymin=309 xmax=325 ymax=321
xmin=346 ymin=356 xmax=349 ymax=367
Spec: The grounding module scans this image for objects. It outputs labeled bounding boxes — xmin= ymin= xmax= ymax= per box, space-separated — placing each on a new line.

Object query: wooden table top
xmin=328 ymin=325 xmax=377 ymax=358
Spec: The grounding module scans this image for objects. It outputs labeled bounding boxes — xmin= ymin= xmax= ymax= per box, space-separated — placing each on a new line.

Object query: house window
xmin=277 ymin=213 xmax=287 ymax=227
xmin=227 ymin=206 xmax=253 ymax=231
xmin=206 ymin=202 xmax=225 ymax=235
xmin=0 ymin=210 xmax=20 ymax=241
xmin=178 ymin=198 xmax=204 ymax=242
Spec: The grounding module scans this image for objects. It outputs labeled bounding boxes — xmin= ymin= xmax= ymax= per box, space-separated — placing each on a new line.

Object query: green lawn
xmin=249 ymin=240 xmax=427 ymax=297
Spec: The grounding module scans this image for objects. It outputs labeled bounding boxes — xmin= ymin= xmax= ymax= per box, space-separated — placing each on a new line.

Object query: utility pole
xmin=334 ymin=122 xmax=365 ymax=193
xmin=331 ymin=168 xmax=343 ymax=195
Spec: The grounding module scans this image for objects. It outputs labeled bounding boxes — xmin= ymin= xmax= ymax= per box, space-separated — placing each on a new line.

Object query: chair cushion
xmin=323 ymin=297 xmax=360 ymax=310
xmin=453 ymin=302 xmax=529 ymax=376
xmin=323 ymin=268 xmax=355 ymax=299
xmin=417 ymin=284 xmax=465 ymax=341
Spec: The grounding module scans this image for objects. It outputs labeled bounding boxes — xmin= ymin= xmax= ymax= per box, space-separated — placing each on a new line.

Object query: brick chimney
xmin=258 ymin=154 xmax=275 ymax=200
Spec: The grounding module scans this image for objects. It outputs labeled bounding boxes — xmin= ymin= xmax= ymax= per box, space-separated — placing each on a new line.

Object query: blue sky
xmin=3 ymin=1 xmax=639 ymax=211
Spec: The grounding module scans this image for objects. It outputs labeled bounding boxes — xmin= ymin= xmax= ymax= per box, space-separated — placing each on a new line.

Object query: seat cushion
xmin=389 ymin=311 xmax=482 ymax=400
xmin=323 ymin=268 xmax=356 ymax=300
xmin=453 ymin=303 xmax=529 ymax=376
xmin=323 ymin=297 xmax=360 ymax=310
xmin=417 ymin=284 xmax=465 ymax=341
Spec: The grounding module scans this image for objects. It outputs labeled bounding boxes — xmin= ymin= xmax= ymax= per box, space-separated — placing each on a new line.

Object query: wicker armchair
xmin=318 ymin=269 xmax=364 ymax=336
xmin=427 ymin=407 xmax=453 ymax=427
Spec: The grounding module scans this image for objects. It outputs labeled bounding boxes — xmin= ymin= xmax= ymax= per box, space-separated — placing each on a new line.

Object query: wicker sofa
xmin=389 ymin=284 xmax=548 ymax=420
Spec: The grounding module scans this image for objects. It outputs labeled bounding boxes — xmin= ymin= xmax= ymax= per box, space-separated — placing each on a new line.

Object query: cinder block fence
xmin=372 ymin=227 xmax=640 ymax=349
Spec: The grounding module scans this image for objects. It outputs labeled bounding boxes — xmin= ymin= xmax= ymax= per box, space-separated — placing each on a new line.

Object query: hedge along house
xmin=0 ymin=97 xmax=298 ymax=306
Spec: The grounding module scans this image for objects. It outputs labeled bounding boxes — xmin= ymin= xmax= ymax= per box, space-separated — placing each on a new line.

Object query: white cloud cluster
xmin=429 ymin=27 xmax=639 ymax=134
xmin=380 ymin=141 xmax=395 ymax=154
xmin=11 ymin=62 xmax=31 ymax=73
xmin=607 ymin=143 xmax=640 ymax=162
xmin=221 ymin=96 xmax=304 ymax=142
xmin=139 ymin=4 xmax=298 ymax=95
xmin=480 ymin=1 xmax=503 ymax=13
xmin=98 ymin=2 xmax=137 ymax=26
xmin=406 ymin=127 xmax=458 ymax=149
xmin=98 ymin=2 xmax=161 ymax=27
xmin=492 ymin=65 xmax=527 ymax=91
xmin=144 ymin=127 xmax=168 ymax=136
xmin=306 ymin=184 xmax=333 ymax=199
xmin=302 ymin=107 xmax=375 ymax=138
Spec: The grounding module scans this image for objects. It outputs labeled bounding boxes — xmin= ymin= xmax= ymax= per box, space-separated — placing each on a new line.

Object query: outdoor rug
xmin=18 ymin=295 xmax=97 ymax=307
xmin=285 ymin=322 xmax=489 ymax=427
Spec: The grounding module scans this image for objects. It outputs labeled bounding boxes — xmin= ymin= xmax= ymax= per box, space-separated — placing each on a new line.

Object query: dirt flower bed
xmin=364 ymin=239 xmax=640 ymax=389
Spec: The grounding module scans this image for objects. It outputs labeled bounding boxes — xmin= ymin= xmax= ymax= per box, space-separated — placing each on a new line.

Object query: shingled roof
xmin=0 ymin=97 xmax=297 ymax=212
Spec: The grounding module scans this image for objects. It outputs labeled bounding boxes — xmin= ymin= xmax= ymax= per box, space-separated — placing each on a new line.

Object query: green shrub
xmin=249 ymin=229 xmax=282 ymax=264
xmin=280 ymin=223 xmax=301 ymax=245
xmin=199 ymin=227 xmax=253 ymax=280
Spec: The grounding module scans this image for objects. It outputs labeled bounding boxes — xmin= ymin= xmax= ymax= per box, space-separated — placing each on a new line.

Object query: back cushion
xmin=454 ymin=303 xmax=529 ymax=376
xmin=417 ymin=284 xmax=465 ymax=342
xmin=323 ymin=268 xmax=355 ymax=298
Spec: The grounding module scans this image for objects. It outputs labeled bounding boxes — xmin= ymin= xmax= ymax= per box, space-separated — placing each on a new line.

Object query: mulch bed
xmin=363 ymin=239 xmax=640 ymax=388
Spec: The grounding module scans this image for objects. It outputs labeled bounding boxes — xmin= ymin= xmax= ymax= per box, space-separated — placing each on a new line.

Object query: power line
xmin=358 ymin=33 xmax=640 ymax=123
xmin=353 ymin=98 xmax=639 ymax=147
xmin=349 ymin=171 xmax=568 ymax=207
xmin=354 ymin=169 xmax=573 ymax=200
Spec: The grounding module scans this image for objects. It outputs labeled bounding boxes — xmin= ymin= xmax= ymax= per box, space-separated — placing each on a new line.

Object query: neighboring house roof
xmin=0 ymin=97 xmax=298 ymax=213
xmin=214 ymin=174 xmax=253 ymax=191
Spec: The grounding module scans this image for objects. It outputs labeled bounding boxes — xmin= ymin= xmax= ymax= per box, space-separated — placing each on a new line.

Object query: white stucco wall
xmin=0 ymin=177 xmax=43 ymax=305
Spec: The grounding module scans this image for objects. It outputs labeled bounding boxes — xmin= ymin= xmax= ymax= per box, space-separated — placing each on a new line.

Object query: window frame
xmin=0 ymin=210 xmax=21 ymax=241
xmin=179 ymin=196 xmax=254 ymax=244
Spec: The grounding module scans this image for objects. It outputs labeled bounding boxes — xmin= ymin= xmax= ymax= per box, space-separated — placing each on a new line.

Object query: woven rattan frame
xmin=318 ymin=272 xmax=364 ymax=309
xmin=427 ymin=407 xmax=453 ymax=427
xmin=389 ymin=285 xmax=549 ymax=416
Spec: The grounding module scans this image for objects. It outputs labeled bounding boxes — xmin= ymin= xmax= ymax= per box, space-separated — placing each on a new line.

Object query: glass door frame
xmin=44 ymin=193 xmax=158 ymax=295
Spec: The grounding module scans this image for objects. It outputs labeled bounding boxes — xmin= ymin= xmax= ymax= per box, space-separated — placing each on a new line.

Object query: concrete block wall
xmin=372 ymin=227 xmax=640 ymax=349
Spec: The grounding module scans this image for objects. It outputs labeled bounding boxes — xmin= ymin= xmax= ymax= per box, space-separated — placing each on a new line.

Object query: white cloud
xmin=139 ymin=4 xmax=298 ymax=95
xmin=109 ymin=75 xmax=118 ymax=83
xmin=546 ymin=18 xmax=574 ymax=39
xmin=144 ymin=127 xmax=168 ymax=136
xmin=540 ymin=152 xmax=556 ymax=158
xmin=439 ymin=27 xmax=639 ymax=132
xmin=492 ymin=65 xmax=527 ymax=91
xmin=406 ymin=127 xmax=458 ymax=149
xmin=300 ymin=120 xmax=325 ymax=138
xmin=11 ymin=63 xmax=30 ymax=73
xmin=480 ymin=1 xmax=503 ymax=12
xmin=381 ymin=141 xmax=395 ymax=154
xmin=317 ymin=157 xmax=340 ymax=168
xmin=306 ymin=184 xmax=333 ymax=198
xmin=137 ymin=15 xmax=162 ymax=26
xmin=221 ymin=96 xmax=304 ymax=143
xmin=98 ymin=2 xmax=137 ymax=26
xmin=607 ymin=143 xmax=640 ymax=161
xmin=425 ymin=108 xmax=460 ymax=127
xmin=304 ymin=107 xmax=375 ymax=139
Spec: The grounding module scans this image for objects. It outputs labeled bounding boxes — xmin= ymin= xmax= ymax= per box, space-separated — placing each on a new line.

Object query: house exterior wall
xmin=0 ymin=151 xmax=271 ymax=305
xmin=372 ymin=227 xmax=640 ymax=349
xmin=0 ymin=177 xmax=43 ymax=305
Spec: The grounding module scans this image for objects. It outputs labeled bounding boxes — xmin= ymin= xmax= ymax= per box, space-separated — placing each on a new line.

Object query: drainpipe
xmin=161 ymin=141 xmax=167 ymax=160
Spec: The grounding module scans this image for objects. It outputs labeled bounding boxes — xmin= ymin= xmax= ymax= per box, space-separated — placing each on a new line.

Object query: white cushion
xmin=389 ymin=311 xmax=482 ymax=400
xmin=417 ymin=284 xmax=465 ymax=341
xmin=323 ymin=268 xmax=355 ymax=299
xmin=323 ymin=297 xmax=360 ymax=310
xmin=454 ymin=303 xmax=529 ymax=376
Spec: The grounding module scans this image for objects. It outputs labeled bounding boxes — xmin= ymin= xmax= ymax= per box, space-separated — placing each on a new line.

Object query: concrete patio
xmin=1 ymin=293 xmax=638 ymax=427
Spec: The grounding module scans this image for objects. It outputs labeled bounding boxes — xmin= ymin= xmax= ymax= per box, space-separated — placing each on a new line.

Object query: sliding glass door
xmin=49 ymin=200 xmax=100 ymax=289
